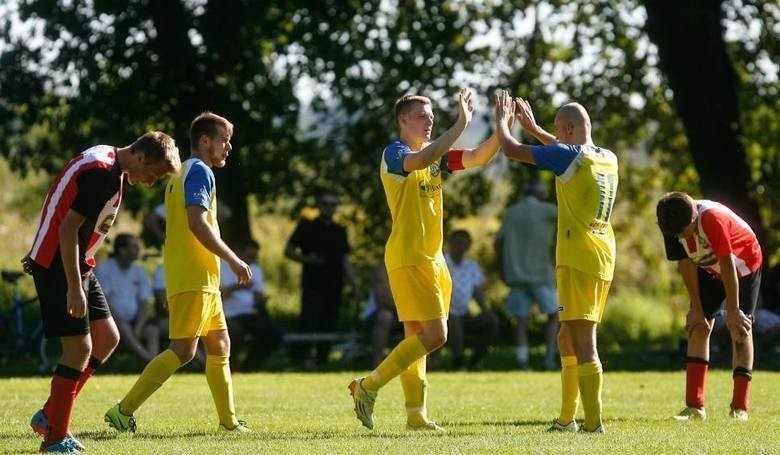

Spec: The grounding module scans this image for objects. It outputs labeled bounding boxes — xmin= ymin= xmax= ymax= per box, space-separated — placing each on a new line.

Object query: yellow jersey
xmin=380 ymin=140 xmax=463 ymax=271
xmin=163 ymin=157 xmax=221 ymax=296
xmin=532 ymin=144 xmax=618 ymax=281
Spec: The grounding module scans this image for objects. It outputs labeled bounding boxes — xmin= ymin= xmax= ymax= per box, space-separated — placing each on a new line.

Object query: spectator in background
xmin=443 ymin=230 xmax=498 ymax=370
xmin=361 ymin=262 xmax=402 ymax=367
xmin=495 ymin=180 xmax=559 ymax=370
xmin=95 ymin=233 xmax=159 ymax=363
xmin=220 ymin=239 xmax=284 ymax=370
xmin=285 ymin=192 xmax=357 ymax=367
xmin=141 ymin=203 xmax=167 ymax=251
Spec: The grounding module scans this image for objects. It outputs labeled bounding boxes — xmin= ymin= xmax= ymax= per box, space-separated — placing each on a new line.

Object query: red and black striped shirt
xmin=30 ymin=145 xmax=123 ymax=273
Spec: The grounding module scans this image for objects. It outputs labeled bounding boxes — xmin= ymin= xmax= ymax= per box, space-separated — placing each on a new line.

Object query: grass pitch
xmin=1 ymin=370 xmax=779 ymax=454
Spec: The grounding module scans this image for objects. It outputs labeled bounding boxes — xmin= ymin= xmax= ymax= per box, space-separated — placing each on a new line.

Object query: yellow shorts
xmin=388 ymin=262 xmax=452 ymax=322
xmin=167 ymin=291 xmax=227 ymax=339
xmin=557 ymin=266 xmax=611 ymax=322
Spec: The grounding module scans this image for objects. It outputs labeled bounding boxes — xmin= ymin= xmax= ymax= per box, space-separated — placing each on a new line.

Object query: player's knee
xmin=169 ymin=343 xmax=198 ymax=364
xmin=424 ymin=330 xmax=448 ymax=351
xmin=556 ymin=329 xmax=569 ymax=347
xmin=106 ymin=329 xmax=121 ymax=351
xmin=61 ymin=338 xmax=92 ymax=365
xmin=689 ymin=324 xmax=712 ymax=341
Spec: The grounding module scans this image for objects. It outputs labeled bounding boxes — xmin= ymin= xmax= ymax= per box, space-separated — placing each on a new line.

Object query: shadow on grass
xmin=448 ymin=419 xmax=551 ymax=428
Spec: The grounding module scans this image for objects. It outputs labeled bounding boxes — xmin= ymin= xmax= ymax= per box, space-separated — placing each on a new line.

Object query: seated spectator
xmin=94 ymin=233 xmax=159 ymax=363
xmin=361 ymin=262 xmax=403 ymax=366
xmin=151 ymin=263 xmax=169 ymax=339
xmin=443 ymin=229 xmax=499 ymax=370
xmin=220 ymin=239 xmax=284 ymax=370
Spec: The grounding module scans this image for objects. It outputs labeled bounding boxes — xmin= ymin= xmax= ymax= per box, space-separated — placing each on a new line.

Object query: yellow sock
xmin=400 ymin=355 xmax=429 ymax=427
xmin=121 ymin=349 xmax=181 ymax=413
xmin=362 ymin=335 xmax=428 ymax=391
xmin=558 ymin=355 xmax=579 ymax=424
xmin=205 ymin=355 xmax=238 ymax=428
xmin=578 ymin=361 xmax=603 ymax=430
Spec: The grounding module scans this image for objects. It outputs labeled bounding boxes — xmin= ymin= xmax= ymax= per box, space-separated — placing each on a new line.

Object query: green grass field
xmin=2 ymin=370 xmax=779 ymax=454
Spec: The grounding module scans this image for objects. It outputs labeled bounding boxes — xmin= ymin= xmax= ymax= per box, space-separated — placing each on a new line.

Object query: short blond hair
xmin=189 ymin=111 xmax=234 ymax=150
xmin=130 ymin=131 xmax=181 ymax=175
xmin=394 ymin=94 xmax=431 ymax=126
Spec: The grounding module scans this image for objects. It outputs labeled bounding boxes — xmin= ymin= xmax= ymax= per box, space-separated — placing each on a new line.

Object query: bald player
xmin=494 ymin=91 xmax=618 ymax=434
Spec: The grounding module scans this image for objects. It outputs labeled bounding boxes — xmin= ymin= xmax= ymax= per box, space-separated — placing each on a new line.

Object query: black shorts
xmin=31 ymin=261 xmax=112 ymax=338
xmin=698 ymin=267 xmax=761 ymax=320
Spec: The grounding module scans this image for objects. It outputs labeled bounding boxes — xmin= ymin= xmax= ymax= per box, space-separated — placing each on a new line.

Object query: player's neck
xmin=399 ymin=134 xmax=424 ymax=152
xmin=189 ymin=150 xmax=213 ymax=167
xmin=115 ymin=146 xmax=134 ymax=172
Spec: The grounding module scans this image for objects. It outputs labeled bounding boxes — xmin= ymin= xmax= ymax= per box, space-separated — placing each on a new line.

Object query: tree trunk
xmin=147 ymin=0 xmax=252 ymax=246
xmin=643 ymin=0 xmax=767 ymax=249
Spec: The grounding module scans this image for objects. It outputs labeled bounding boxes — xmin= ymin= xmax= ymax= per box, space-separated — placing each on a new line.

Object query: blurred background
xmin=0 ymin=0 xmax=777 ymax=374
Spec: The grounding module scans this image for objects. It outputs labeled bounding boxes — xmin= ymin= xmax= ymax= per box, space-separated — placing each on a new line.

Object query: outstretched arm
xmin=494 ymin=90 xmax=536 ymax=164
xmin=403 ymin=88 xmax=474 ymax=171
xmin=461 ymin=133 xmax=500 ymax=169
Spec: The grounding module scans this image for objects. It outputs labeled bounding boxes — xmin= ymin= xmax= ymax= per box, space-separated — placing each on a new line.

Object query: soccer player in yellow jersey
xmin=349 ymin=88 xmax=504 ymax=431
xmin=105 ymin=112 xmax=253 ymax=433
xmin=494 ymin=90 xmax=618 ymax=433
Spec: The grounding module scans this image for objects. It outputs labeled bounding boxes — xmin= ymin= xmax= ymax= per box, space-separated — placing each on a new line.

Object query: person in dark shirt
xmin=285 ymin=193 xmax=357 ymax=366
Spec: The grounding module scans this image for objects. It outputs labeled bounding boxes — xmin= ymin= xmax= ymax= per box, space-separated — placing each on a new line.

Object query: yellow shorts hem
xmin=556 ymin=266 xmax=611 ymax=323
xmin=167 ymin=291 xmax=227 ymax=339
xmin=388 ymin=262 xmax=452 ymax=322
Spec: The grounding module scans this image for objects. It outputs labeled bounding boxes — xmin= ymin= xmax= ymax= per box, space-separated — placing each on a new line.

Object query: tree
xmin=643 ymin=0 xmax=771 ymax=249
xmin=0 ymin=1 xmax=301 ymax=245
xmin=1 ymin=0 xmax=777 ymax=277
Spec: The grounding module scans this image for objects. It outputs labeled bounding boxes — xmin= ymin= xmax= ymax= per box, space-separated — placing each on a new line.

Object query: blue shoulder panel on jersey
xmin=184 ymin=160 xmax=214 ymax=209
xmin=531 ymin=144 xmax=580 ymax=176
xmin=383 ymin=140 xmax=411 ymax=177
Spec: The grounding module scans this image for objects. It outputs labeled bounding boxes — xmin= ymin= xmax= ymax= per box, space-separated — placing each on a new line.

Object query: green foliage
xmin=600 ymin=288 xmax=682 ymax=353
xmin=2 ymin=372 xmax=780 ymax=453
xmin=1 ymin=1 xmax=778 ymax=371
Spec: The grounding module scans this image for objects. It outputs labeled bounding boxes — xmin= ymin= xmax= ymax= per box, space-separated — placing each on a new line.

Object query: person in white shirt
xmin=220 ymin=239 xmax=284 ymax=370
xmin=443 ymin=230 xmax=498 ymax=370
xmin=94 ymin=233 xmax=159 ymax=363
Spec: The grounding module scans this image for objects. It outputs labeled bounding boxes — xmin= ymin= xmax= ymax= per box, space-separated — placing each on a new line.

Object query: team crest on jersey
xmin=429 ymin=163 xmax=441 ymax=177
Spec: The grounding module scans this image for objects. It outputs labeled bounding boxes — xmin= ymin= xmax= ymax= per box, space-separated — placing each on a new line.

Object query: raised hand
xmin=494 ymin=90 xmax=515 ymax=127
xmin=457 ymin=87 xmax=474 ymax=125
xmin=515 ymin=97 xmax=539 ymax=133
